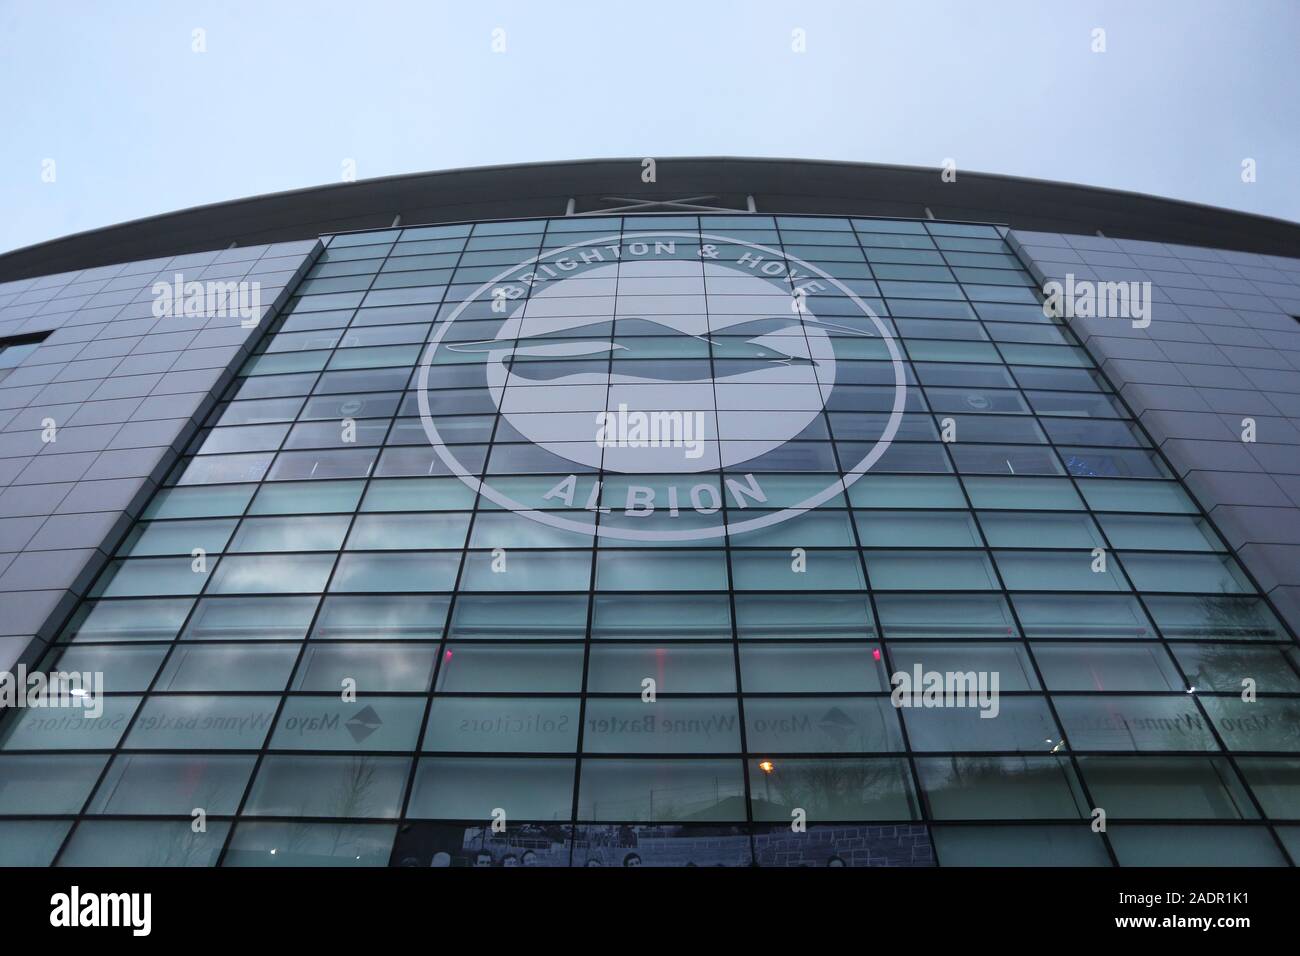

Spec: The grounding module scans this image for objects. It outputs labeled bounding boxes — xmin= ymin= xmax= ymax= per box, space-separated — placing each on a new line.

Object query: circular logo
xmin=416 ymin=231 xmax=906 ymax=541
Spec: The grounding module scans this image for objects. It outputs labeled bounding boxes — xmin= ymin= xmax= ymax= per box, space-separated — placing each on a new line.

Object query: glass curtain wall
xmin=2 ymin=214 xmax=1297 ymax=867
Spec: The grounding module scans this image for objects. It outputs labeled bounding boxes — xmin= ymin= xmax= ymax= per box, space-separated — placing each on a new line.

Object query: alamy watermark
xmin=0 ymin=667 xmax=103 ymax=718
xmin=50 ymin=886 xmax=151 ymax=936
xmin=152 ymin=273 xmax=262 ymax=325
xmin=1042 ymin=273 xmax=1152 ymax=329
xmin=890 ymin=666 xmax=1000 ymax=719
xmin=595 ymin=403 xmax=706 ymax=460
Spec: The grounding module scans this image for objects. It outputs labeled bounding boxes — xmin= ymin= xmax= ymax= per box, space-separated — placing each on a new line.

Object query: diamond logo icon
xmin=346 ymin=705 xmax=383 ymax=743
xmin=819 ymin=707 xmax=857 ymax=746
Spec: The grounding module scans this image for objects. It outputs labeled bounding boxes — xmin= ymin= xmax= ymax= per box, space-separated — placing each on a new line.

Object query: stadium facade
xmin=0 ymin=158 xmax=1298 ymax=867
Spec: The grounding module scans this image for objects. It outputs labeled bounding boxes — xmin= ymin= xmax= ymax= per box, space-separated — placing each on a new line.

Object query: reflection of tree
xmin=1175 ymin=595 xmax=1300 ymax=749
xmin=327 ymin=756 xmax=380 ymax=858
xmin=134 ymin=781 xmax=231 ymax=866
xmin=282 ymin=757 xmax=383 ymax=862
xmin=1194 ymin=593 xmax=1276 ymax=640
xmin=752 ymin=701 xmax=919 ymax=819
xmin=1185 ymin=593 xmax=1299 ymax=687
xmin=584 ymin=778 xmax=737 ymax=823
xmin=916 ymin=755 xmax=1089 ymax=819
xmin=759 ymin=759 xmax=915 ymax=820
xmin=142 ymin=823 xmax=219 ymax=867
xmin=1180 ymin=643 xmax=1284 ymax=692
xmin=284 ymin=811 xmax=316 ymax=862
xmin=328 ymin=756 xmax=381 ymax=821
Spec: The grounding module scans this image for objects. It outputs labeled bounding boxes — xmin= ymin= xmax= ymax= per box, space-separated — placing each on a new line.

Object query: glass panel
xmin=587 ymin=644 xmax=736 ymax=693
xmin=745 ymin=698 xmax=904 ymax=753
xmin=243 ymin=756 xmax=410 ymax=818
xmin=60 ymin=598 xmax=193 ymax=643
xmin=123 ymin=696 xmax=275 ymax=750
xmin=228 ymin=516 xmax=351 ymax=552
xmin=866 ymin=551 xmax=999 ymax=590
xmin=1013 ymin=594 xmax=1154 ymax=639
xmin=739 ymin=643 xmax=886 ymax=692
xmin=1146 ymin=595 xmax=1285 ymax=640
xmin=596 ymin=551 xmax=727 ymax=591
xmin=1097 ymin=514 xmax=1224 ymax=552
xmin=409 ymin=758 xmax=575 ymax=821
xmin=889 ymin=642 xmax=1039 ymax=690
xmin=748 ymin=758 xmax=917 ymax=822
xmin=313 ymin=595 xmax=448 ymax=640
xmin=578 ymin=759 xmax=745 ymax=822
xmin=435 ymin=643 xmax=583 ymax=692
xmin=1172 ymin=645 xmax=1300 ymax=693
xmin=917 ymin=757 xmax=1088 ymax=819
xmin=58 ymin=820 xmax=231 ymax=867
xmin=1107 ymin=825 xmax=1285 ymax=867
xmin=582 ymin=699 xmax=741 ymax=753
xmin=347 ymin=513 xmax=471 ymax=550
xmin=875 ymin=594 xmax=1017 ymax=638
xmin=1033 ymin=643 xmax=1184 ymax=690
xmin=424 ymin=698 xmax=579 ymax=753
xmin=0 ymin=755 xmax=108 ymax=813
xmin=963 ymin=477 xmax=1082 ymax=510
xmin=207 ymin=554 xmax=336 ymax=593
xmin=293 ymin=643 xmax=437 ymax=692
xmin=1119 ymin=553 xmax=1251 ymax=594
xmin=1 ymin=697 xmax=139 ymax=751
xmin=329 ymin=553 xmax=460 ymax=592
xmin=978 ymin=512 xmax=1103 ymax=549
xmin=248 ymin=480 xmax=364 ymax=514
xmin=92 ymin=558 xmax=212 ymax=597
xmin=1202 ymin=698 xmax=1300 ymax=752
xmin=995 ymin=551 xmax=1128 ymax=591
xmin=733 ymin=594 xmax=869 ymax=638
xmin=931 ymin=825 xmax=1108 ymax=866
xmin=901 ymin=698 xmax=1061 ymax=752
xmin=87 ymin=754 xmax=256 ymax=815
xmin=0 ymin=821 xmax=74 ymax=866
xmin=1055 ymin=697 xmax=1218 ymax=751
xmin=118 ymin=519 xmax=237 ymax=557
xmin=222 ymin=822 xmax=396 ymax=867
xmin=182 ymin=596 xmax=320 ymax=640
xmin=44 ymin=644 xmax=166 ymax=691
xmin=270 ymin=697 xmax=425 ymax=752
xmin=1077 ymin=756 xmax=1258 ymax=819
xmin=857 ymin=511 xmax=981 ymax=547
xmin=1235 ymin=758 xmax=1300 ymax=819
xmin=154 ymin=644 xmax=299 ymax=691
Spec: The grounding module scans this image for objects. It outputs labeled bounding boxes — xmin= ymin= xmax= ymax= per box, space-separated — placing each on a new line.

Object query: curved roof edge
xmin=4 ymin=157 xmax=1299 ymax=281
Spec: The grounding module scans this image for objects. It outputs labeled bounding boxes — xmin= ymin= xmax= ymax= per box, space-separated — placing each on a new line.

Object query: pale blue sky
xmin=2 ymin=0 xmax=1296 ymax=255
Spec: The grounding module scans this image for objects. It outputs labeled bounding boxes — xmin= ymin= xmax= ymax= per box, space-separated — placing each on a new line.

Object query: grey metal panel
xmin=0 ymin=239 xmax=321 ymax=672
xmin=1010 ymin=228 xmax=1300 ymax=636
